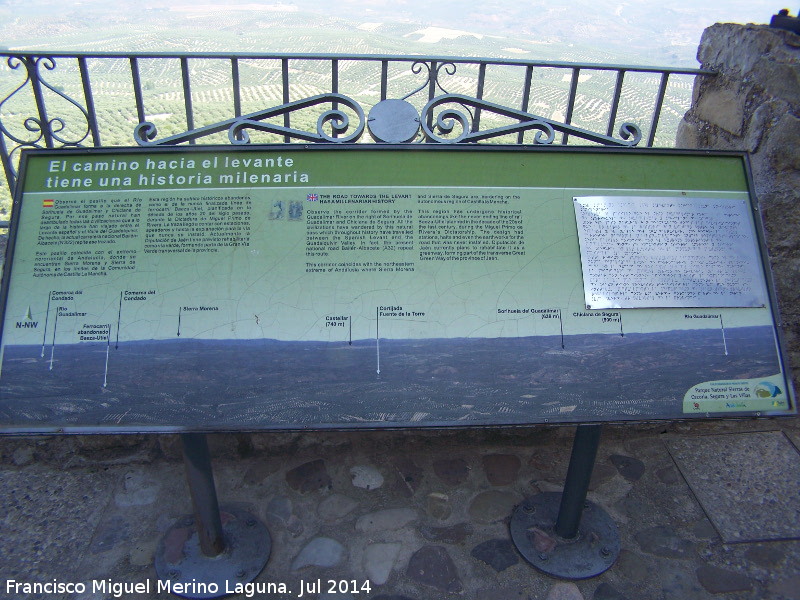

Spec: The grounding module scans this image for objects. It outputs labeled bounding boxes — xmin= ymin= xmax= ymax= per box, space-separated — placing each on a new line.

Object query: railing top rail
xmin=0 ymin=50 xmax=716 ymax=76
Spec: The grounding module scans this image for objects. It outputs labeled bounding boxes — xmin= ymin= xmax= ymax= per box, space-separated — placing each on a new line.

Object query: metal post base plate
xmin=155 ymin=506 xmax=271 ymax=599
xmin=510 ymin=492 xmax=620 ymax=579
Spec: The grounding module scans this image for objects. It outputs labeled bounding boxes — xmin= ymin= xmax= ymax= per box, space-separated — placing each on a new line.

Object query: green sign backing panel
xmin=0 ymin=146 xmax=793 ymax=432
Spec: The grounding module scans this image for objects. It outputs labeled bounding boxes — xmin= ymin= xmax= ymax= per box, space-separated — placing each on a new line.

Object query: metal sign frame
xmin=0 ymin=144 xmax=795 ymax=434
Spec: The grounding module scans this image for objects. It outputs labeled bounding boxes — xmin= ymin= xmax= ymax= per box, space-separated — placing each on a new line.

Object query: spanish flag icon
xmin=43 ymin=199 xmax=54 ymax=208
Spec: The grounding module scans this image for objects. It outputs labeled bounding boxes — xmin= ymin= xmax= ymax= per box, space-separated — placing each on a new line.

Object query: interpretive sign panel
xmin=573 ymin=196 xmax=769 ymax=309
xmin=0 ymin=147 xmax=794 ymax=432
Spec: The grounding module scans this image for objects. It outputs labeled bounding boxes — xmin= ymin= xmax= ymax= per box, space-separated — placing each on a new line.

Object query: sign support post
xmin=556 ymin=424 xmax=603 ymax=538
xmin=154 ymin=433 xmax=272 ymax=599
xmin=510 ymin=425 xmax=621 ymax=579
xmin=181 ymin=433 xmax=226 ymax=557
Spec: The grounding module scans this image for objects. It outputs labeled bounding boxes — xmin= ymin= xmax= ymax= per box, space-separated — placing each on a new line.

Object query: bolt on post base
xmin=155 ymin=506 xmax=271 ymax=599
xmin=510 ymin=492 xmax=620 ymax=579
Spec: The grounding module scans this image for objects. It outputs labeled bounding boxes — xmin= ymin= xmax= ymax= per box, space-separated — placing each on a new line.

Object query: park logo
xmin=754 ymin=381 xmax=782 ymax=398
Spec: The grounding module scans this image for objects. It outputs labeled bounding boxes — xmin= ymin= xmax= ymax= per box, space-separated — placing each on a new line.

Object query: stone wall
xmin=677 ymin=22 xmax=800 ymax=394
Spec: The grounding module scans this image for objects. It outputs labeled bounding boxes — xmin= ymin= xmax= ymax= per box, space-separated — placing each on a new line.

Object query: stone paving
xmin=1 ymin=419 xmax=800 ymax=600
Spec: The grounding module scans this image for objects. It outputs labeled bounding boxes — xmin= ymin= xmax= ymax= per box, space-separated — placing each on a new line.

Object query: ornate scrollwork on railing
xmin=32 ymin=56 xmax=93 ymax=147
xmin=0 ymin=57 xmax=42 ymax=187
xmin=421 ymin=94 xmax=642 ymax=146
xmin=134 ymin=94 xmax=365 ymax=146
xmin=0 ymin=55 xmax=95 ymax=194
xmin=401 ymin=61 xmax=458 ymax=102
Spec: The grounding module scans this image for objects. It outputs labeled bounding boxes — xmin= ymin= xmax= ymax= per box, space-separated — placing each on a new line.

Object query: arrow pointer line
xmin=376 ymin=307 xmax=380 ymax=375
xmin=115 ymin=291 xmax=122 ymax=349
xmin=104 ymin=325 xmax=110 ymax=387
xmin=49 ymin=311 xmax=59 ymax=370
xmin=721 ymin=315 xmax=728 ymax=355
xmin=41 ymin=291 xmax=52 ymax=357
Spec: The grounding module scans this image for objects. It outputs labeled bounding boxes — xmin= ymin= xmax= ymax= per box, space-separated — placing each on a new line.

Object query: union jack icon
xmin=307 ymin=193 xmax=318 ymax=202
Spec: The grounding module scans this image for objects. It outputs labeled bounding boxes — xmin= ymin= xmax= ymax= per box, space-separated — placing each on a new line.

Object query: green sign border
xmin=18 ymin=144 xmax=748 ymax=193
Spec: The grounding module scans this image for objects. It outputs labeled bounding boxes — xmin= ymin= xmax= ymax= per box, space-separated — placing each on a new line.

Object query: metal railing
xmin=0 ymin=50 xmax=715 ymax=222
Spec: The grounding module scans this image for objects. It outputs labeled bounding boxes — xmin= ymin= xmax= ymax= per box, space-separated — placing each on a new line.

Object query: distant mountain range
xmin=0 ymin=0 xmax=780 ymax=66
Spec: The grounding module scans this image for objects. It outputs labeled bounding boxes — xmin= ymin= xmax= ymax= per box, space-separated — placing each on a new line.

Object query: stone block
xmin=350 ymin=465 xmax=384 ymax=490
xmin=291 ymin=537 xmax=345 ymax=570
xmin=609 ymin=454 xmax=645 ymax=482
xmin=745 ymin=101 xmax=771 ymax=153
xmin=470 ymin=539 xmax=519 ymax=572
xmin=768 ymin=256 xmax=800 ymax=308
xmin=432 ymin=457 xmax=470 ymax=487
xmin=482 ymin=453 xmax=521 ymax=486
xmin=406 ymin=545 xmax=462 ymax=593
xmin=695 ymin=88 xmax=746 ymax=135
xmin=660 ymin=565 xmax=707 ymax=600
xmin=699 ymin=24 xmax=800 ymax=78
xmin=286 ymin=459 xmax=332 ymax=493
xmin=363 ymin=542 xmax=402 ymax=585
xmin=318 ymin=493 xmax=359 ymax=521
xmin=754 ymin=58 xmax=800 ymax=107
xmin=355 ymin=508 xmax=417 ymax=534
xmin=691 ymin=75 xmax=706 ymax=105
xmin=545 ymin=582 xmax=584 ymax=600
xmin=391 ymin=456 xmax=423 ymax=497
xmin=614 ymin=549 xmax=651 ymax=581
xmin=768 ymin=112 xmax=800 ymax=172
xmin=675 ymin=117 xmax=701 ymax=149
xmin=129 ymin=539 xmax=158 ymax=567
xmin=467 ymin=490 xmax=520 ymax=523
xmin=426 ymin=492 xmax=451 ymax=520
xmin=696 ymin=565 xmax=753 ymax=594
